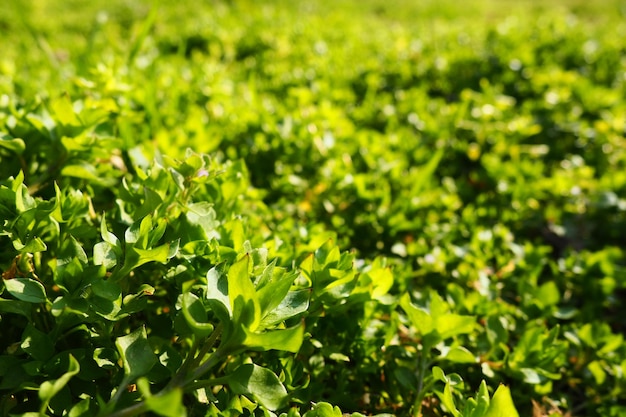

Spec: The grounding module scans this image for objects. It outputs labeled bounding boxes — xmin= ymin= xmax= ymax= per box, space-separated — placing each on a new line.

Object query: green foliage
xmin=2 ymin=0 xmax=626 ymax=416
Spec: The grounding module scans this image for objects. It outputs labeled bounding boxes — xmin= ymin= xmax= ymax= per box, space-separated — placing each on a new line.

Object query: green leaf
xmin=314 ymin=239 xmax=341 ymax=269
xmin=114 ymin=244 xmax=171 ymax=280
xmin=181 ymin=292 xmax=214 ymax=338
xmin=432 ymin=366 xmax=447 ymax=382
xmin=399 ymin=293 xmax=434 ymax=336
xmin=115 ymin=326 xmax=157 ymax=382
xmin=0 ymin=133 xmax=26 ymax=154
xmin=145 ymin=387 xmax=187 ymax=417
xmin=67 ymin=398 xmax=92 ymax=417
xmin=0 ymin=298 xmax=32 ymax=318
xmin=227 ymin=363 xmax=288 ymax=411
xmin=228 ymin=255 xmax=261 ymax=331
xmin=21 ymin=323 xmax=55 ymax=361
xmin=587 ymin=360 xmax=607 ymax=385
xmin=91 ymin=279 xmax=122 ymax=301
xmin=134 ymin=187 xmax=164 ymax=221
xmin=13 ymin=236 xmax=47 ymax=253
xmin=256 ymin=269 xmax=298 ymax=321
xmin=89 ymin=294 xmax=122 ymax=321
xmin=483 ymin=385 xmax=520 ymax=417
xmin=131 ymin=245 xmax=171 ymax=266
xmin=393 ymin=367 xmax=418 ymax=389
xmin=185 ymin=202 xmax=220 ymax=240
xmin=93 ymin=241 xmax=118 ymax=268
xmin=439 ymin=381 xmax=461 ymax=417
xmin=465 ymin=381 xmax=490 ymax=417
xmin=260 ymin=289 xmax=310 ymax=327
xmin=38 ymin=354 xmax=80 ymax=414
xmin=536 ymin=281 xmax=560 ymax=307
xmin=61 ymin=163 xmax=103 ymax=182
xmin=49 ymin=94 xmax=82 ymax=126
xmin=437 ymin=314 xmax=476 ymax=340
xmin=125 ymin=215 xmax=152 ymax=247
xmin=100 ymin=216 xmax=121 ymax=247
xmin=411 ymin=146 xmax=444 ymax=195
xmin=360 ymin=263 xmax=393 ymax=298
xmin=243 ymin=322 xmax=304 ymax=353
xmin=15 ymin=181 xmax=35 ymax=212
xmin=205 ymin=266 xmax=232 ymax=322
xmin=5 ymin=277 xmax=47 ymax=303
xmin=441 ymin=346 xmax=476 ymax=364
xmin=303 ymin=402 xmax=343 ymax=417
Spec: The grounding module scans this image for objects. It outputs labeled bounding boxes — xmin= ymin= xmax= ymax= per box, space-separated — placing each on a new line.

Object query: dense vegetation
xmin=1 ymin=0 xmax=626 ymax=416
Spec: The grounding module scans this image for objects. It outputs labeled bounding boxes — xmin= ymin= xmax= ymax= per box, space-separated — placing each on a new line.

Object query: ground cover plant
xmin=1 ymin=0 xmax=626 ymax=416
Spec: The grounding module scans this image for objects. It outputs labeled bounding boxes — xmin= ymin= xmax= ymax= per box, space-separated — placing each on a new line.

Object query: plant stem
xmin=166 ymin=323 xmax=223 ymax=390
xmin=185 ymin=346 xmax=228 ymax=384
xmin=189 ymin=323 xmax=223 ymax=370
xmin=105 ymin=324 xmax=226 ymax=417
xmin=184 ymin=375 xmax=229 ymax=392
xmin=413 ymin=345 xmax=431 ymax=417
xmin=109 ymin=376 xmax=131 ymax=407
xmin=105 ymin=396 xmax=151 ymax=417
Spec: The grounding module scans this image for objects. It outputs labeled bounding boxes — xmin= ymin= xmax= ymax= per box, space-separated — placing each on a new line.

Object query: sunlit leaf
xmin=5 ymin=277 xmax=47 ymax=303
xmin=115 ymin=326 xmax=157 ymax=381
xmin=227 ymin=363 xmax=288 ymax=411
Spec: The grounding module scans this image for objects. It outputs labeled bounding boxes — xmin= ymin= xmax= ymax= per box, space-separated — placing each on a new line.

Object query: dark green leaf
xmin=5 ymin=278 xmax=47 ymax=303
xmin=38 ymin=354 xmax=80 ymax=414
xmin=21 ymin=324 xmax=55 ymax=361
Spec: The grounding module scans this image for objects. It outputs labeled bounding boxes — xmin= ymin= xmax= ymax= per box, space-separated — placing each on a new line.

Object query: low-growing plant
xmin=3 ymin=0 xmax=626 ymax=416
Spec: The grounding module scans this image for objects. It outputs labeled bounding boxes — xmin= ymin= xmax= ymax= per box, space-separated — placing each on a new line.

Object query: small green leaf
xmin=256 ymin=269 xmax=298 ymax=321
xmin=67 ymin=398 xmax=91 ymax=417
xmin=61 ymin=163 xmax=101 ymax=181
xmin=436 ymin=314 xmax=476 ymax=340
xmin=5 ymin=278 xmax=47 ymax=303
xmin=145 ymin=387 xmax=187 ymax=417
xmin=464 ymin=380 xmax=490 ymax=417
xmin=100 ymin=216 xmax=121 ymax=247
xmin=400 ymin=293 xmax=434 ymax=336
xmin=313 ymin=239 xmax=341 ymax=269
xmin=483 ymin=385 xmax=520 ymax=417
xmin=432 ymin=366 xmax=447 ymax=382
xmin=93 ymin=347 xmax=117 ymax=369
xmin=536 ymin=281 xmax=560 ymax=307
xmin=93 ymin=241 xmax=118 ymax=268
xmin=91 ymin=279 xmax=122 ymax=301
xmin=228 ymin=255 xmax=261 ymax=330
xmin=587 ymin=360 xmax=607 ymax=385
xmin=227 ymin=363 xmax=288 ymax=411
xmin=21 ymin=324 xmax=55 ymax=361
xmin=303 ymin=402 xmax=343 ymax=417
xmin=13 ymin=236 xmax=47 ymax=253
xmin=0 ymin=298 xmax=32 ymax=318
xmin=243 ymin=322 xmax=304 ymax=353
xmin=439 ymin=382 xmax=461 ymax=417
xmin=441 ymin=346 xmax=476 ymax=364
xmin=0 ymin=133 xmax=26 ymax=154
xmin=181 ymin=292 xmax=214 ymax=338
xmin=38 ymin=354 xmax=80 ymax=414
xmin=131 ymin=245 xmax=171 ymax=267
xmin=50 ymin=94 xmax=82 ymax=126
xmin=393 ymin=367 xmax=418 ymax=389
xmin=205 ymin=266 xmax=232 ymax=322
xmin=260 ymin=289 xmax=310 ymax=327
xmin=115 ymin=326 xmax=157 ymax=382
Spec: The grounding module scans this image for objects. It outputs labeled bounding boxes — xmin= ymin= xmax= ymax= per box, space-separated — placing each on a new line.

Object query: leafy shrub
xmin=2 ymin=0 xmax=626 ymax=416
